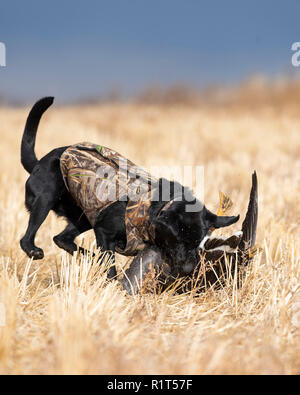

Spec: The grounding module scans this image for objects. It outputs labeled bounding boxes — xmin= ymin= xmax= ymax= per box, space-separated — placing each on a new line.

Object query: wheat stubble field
xmin=0 ymin=82 xmax=300 ymax=374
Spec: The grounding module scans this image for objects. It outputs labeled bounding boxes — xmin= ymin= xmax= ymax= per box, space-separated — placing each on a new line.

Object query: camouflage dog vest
xmin=60 ymin=142 xmax=158 ymax=256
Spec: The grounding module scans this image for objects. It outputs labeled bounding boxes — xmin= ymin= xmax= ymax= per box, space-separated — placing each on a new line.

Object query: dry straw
xmin=0 ymin=85 xmax=299 ymax=373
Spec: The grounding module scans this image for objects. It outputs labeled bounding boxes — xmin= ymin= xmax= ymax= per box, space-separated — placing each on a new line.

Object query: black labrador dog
xmin=20 ymin=97 xmax=239 ymax=278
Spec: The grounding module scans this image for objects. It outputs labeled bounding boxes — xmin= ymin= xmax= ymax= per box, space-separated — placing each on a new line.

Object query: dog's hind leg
xmin=53 ymin=220 xmax=92 ymax=255
xmin=20 ymin=149 xmax=67 ymax=260
xmin=52 ymin=195 xmax=93 ymax=255
xmin=20 ymin=196 xmax=54 ymax=259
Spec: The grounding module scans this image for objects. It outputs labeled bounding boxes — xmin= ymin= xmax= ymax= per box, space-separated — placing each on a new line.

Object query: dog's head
xmin=150 ymin=180 xmax=239 ymax=276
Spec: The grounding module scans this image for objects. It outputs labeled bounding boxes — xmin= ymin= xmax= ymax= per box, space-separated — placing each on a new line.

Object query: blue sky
xmin=0 ymin=0 xmax=299 ymax=103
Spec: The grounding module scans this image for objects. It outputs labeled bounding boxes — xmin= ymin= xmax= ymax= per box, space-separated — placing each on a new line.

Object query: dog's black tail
xmin=21 ymin=97 xmax=54 ymax=173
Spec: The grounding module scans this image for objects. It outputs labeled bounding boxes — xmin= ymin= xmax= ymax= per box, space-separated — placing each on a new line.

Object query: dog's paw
xmin=29 ymin=248 xmax=44 ymax=260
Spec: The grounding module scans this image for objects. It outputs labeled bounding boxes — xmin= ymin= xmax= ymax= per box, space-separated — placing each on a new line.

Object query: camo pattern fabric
xmin=60 ymin=142 xmax=158 ymax=255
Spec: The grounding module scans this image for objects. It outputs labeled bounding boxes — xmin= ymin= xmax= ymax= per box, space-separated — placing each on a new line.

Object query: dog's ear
xmin=152 ymin=211 xmax=180 ymax=247
xmin=205 ymin=209 xmax=240 ymax=229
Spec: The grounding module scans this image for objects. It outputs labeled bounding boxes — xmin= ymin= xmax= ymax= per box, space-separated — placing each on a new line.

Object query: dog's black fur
xmin=20 ymin=97 xmax=239 ymax=278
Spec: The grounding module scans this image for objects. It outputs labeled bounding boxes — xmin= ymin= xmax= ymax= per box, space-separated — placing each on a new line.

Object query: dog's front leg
xmin=94 ymin=226 xmax=117 ymax=279
xmin=101 ymin=251 xmax=117 ymax=279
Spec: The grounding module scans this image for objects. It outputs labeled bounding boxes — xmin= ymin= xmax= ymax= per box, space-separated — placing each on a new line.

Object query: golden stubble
xmin=0 ymin=95 xmax=299 ymax=374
